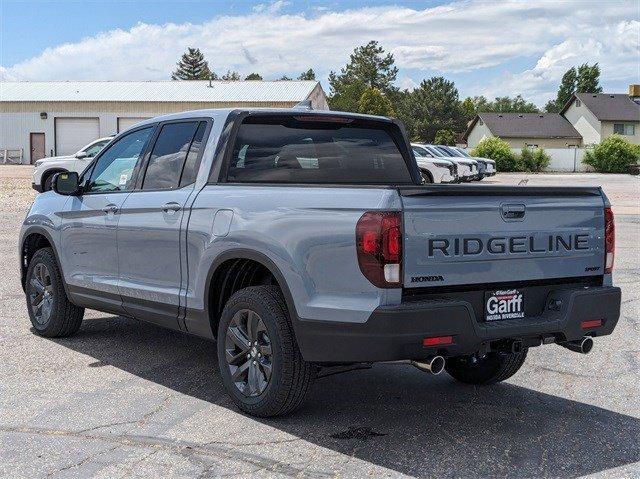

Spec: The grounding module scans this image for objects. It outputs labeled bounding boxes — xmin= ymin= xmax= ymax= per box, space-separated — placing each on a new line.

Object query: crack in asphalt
xmin=1 ymin=425 xmax=332 ymax=479
xmin=45 ymin=444 xmax=120 ymax=478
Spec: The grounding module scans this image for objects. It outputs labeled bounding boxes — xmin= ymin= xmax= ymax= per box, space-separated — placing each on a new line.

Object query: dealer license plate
xmin=485 ymin=289 xmax=525 ymax=321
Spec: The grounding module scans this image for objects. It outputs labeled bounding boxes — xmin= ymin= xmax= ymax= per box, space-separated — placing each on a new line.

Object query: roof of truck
xmin=131 ymin=107 xmax=395 ymax=129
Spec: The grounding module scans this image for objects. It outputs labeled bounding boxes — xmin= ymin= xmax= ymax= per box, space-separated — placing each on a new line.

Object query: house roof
xmin=0 ymin=80 xmax=322 ymax=103
xmin=463 ymin=113 xmax=581 ymax=140
xmin=561 ymin=93 xmax=640 ymax=122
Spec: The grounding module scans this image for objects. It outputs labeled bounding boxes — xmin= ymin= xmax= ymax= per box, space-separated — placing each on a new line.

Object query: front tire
xmin=217 ymin=285 xmax=313 ymax=417
xmin=43 ymin=174 xmax=55 ymax=192
xmin=25 ymin=247 xmax=84 ymax=337
xmin=445 ymin=349 xmax=528 ymax=385
xmin=420 ymin=171 xmax=433 ymax=184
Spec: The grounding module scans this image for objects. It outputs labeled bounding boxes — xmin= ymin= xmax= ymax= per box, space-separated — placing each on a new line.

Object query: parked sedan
xmin=419 ymin=144 xmax=478 ymax=181
xmin=411 ymin=144 xmax=457 ymax=183
xmin=32 ymin=136 xmax=113 ymax=192
xmin=439 ymin=145 xmax=496 ymax=179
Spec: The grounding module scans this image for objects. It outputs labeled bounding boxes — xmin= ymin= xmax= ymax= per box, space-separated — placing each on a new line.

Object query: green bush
xmin=520 ymin=147 xmax=551 ymax=172
xmin=471 ymin=137 xmax=521 ymax=171
xmin=583 ymin=135 xmax=640 ymax=173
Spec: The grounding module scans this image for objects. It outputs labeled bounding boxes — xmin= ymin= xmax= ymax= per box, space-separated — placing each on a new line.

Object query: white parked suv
xmin=419 ymin=144 xmax=479 ymax=181
xmin=32 ymin=137 xmax=113 ymax=192
xmin=411 ymin=144 xmax=457 ymax=183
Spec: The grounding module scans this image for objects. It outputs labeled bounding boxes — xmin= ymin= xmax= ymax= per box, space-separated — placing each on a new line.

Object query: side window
xmin=180 ymin=121 xmax=208 ymax=187
xmin=142 ymin=121 xmax=200 ymax=190
xmin=86 ymin=127 xmax=153 ymax=193
xmin=84 ymin=140 xmax=109 ymax=158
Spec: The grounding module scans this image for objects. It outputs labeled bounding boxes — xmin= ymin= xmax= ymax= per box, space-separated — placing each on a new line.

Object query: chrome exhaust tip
xmin=560 ymin=336 xmax=594 ymax=354
xmin=410 ymin=356 xmax=446 ymax=375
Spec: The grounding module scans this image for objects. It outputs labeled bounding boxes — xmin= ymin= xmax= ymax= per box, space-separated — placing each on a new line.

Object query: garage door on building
xmin=118 ymin=117 xmax=150 ymax=133
xmin=55 ymin=118 xmax=100 ymax=156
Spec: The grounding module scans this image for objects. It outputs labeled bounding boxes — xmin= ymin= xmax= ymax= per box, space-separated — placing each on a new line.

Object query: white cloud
xmin=253 ymin=1 xmax=290 ymax=14
xmin=477 ymin=19 xmax=640 ymax=104
xmin=1 ymin=1 xmax=636 ymax=105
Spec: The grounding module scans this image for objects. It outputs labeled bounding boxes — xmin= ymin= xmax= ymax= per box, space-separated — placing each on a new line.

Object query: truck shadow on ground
xmin=53 ymin=315 xmax=640 ymax=478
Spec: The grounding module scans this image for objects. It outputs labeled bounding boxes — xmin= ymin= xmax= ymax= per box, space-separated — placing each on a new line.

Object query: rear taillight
xmin=604 ymin=207 xmax=615 ymax=274
xmin=356 ymin=211 xmax=402 ymax=288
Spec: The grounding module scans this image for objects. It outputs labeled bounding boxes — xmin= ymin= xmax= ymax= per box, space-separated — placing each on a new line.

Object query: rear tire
xmin=217 ymin=285 xmax=314 ymax=417
xmin=25 ymin=247 xmax=84 ymax=337
xmin=445 ymin=349 xmax=528 ymax=385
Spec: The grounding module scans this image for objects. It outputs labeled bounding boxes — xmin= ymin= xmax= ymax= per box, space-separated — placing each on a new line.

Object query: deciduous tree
xmin=358 ymin=87 xmax=395 ymax=116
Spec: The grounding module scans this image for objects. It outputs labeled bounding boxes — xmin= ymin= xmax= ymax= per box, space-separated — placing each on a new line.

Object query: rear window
xmin=226 ymin=116 xmax=413 ymax=184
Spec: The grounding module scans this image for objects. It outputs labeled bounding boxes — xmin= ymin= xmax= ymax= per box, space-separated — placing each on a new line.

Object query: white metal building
xmin=0 ymin=80 xmax=329 ymax=164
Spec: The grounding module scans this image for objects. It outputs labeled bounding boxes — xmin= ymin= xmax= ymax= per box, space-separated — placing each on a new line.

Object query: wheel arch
xmin=419 ymin=168 xmax=434 ymax=183
xmin=204 ymin=249 xmax=300 ymax=340
xmin=20 ymin=226 xmax=66 ymax=294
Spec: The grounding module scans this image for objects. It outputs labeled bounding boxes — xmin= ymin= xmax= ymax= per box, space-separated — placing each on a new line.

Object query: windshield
xmin=425 ymin=145 xmax=446 ymax=158
xmin=455 ymin=147 xmax=471 ymax=158
xmin=412 ymin=145 xmax=432 ymax=157
xmin=435 ymin=146 xmax=456 ymax=157
xmin=439 ymin=146 xmax=464 ymax=157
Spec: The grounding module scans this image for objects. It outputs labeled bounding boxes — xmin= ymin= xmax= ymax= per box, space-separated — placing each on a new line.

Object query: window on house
xmin=613 ymin=123 xmax=635 ymax=136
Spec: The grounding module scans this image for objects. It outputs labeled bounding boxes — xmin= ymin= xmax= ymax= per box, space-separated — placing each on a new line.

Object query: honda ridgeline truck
xmin=20 ymin=109 xmax=621 ymax=417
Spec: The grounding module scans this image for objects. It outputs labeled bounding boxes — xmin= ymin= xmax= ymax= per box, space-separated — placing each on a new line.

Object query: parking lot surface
xmin=1 ymin=167 xmax=638 ymax=478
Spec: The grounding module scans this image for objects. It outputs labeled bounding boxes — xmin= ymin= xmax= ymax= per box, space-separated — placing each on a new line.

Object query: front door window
xmin=85 ymin=128 xmax=154 ymax=193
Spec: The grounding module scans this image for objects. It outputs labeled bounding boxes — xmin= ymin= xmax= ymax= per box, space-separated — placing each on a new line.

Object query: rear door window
xmin=142 ymin=121 xmax=200 ymax=190
xmin=227 ymin=116 xmax=412 ymax=184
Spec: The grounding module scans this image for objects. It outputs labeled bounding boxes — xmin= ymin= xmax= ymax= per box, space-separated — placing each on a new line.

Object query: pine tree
xmin=221 ymin=70 xmax=241 ymax=81
xmin=328 ymin=41 xmax=398 ymax=112
xmin=245 ymin=73 xmax=263 ymax=80
xmin=171 ymin=48 xmax=214 ymax=80
xmin=297 ymin=69 xmax=316 ymax=80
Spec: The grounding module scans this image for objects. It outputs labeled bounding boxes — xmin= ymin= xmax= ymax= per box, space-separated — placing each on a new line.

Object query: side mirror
xmin=53 ymin=171 xmax=81 ymax=196
xmin=75 ymin=151 xmax=88 ymax=159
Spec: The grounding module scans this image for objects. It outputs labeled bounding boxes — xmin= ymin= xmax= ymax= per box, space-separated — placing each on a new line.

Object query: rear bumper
xmin=295 ymin=285 xmax=621 ymax=363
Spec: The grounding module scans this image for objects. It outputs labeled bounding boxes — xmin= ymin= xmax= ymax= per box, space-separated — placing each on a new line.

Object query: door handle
xmin=162 ymin=202 xmax=182 ymax=213
xmin=102 ymin=204 xmax=119 ymax=214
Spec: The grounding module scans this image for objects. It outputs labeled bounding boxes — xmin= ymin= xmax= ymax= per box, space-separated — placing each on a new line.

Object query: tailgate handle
xmin=501 ymin=204 xmax=526 ymax=221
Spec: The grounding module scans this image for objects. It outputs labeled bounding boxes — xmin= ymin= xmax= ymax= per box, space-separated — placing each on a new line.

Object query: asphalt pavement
xmin=1 ymin=168 xmax=638 ymax=478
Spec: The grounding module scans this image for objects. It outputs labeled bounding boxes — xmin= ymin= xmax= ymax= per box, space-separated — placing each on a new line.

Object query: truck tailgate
xmin=400 ymin=186 xmax=606 ymax=288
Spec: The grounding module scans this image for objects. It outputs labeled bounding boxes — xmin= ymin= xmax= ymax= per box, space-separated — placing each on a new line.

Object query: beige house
xmin=464 ymin=85 xmax=640 ymax=148
xmin=464 ymin=113 xmax=582 ymax=149
xmin=561 ymin=87 xmax=640 ymax=145
xmin=0 ymin=80 xmax=329 ymax=164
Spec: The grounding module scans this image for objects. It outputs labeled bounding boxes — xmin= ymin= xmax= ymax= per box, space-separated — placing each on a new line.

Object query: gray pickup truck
xmin=20 ymin=109 xmax=621 ymax=417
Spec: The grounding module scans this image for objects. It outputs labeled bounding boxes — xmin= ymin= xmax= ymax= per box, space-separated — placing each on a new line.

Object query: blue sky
xmin=1 ymin=0 xmax=638 ymax=106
